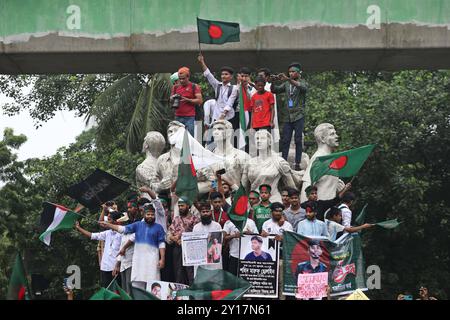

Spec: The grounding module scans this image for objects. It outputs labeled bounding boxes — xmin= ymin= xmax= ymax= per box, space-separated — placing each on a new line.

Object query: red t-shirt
xmin=250 ymin=91 xmax=275 ymax=128
xmin=171 ymin=82 xmax=201 ymax=117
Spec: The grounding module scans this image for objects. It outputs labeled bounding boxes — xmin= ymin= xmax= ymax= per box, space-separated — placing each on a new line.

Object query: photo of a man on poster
xmin=244 ymin=235 xmax=273 ymax=261
xmin=295 ymin=239 xmax=328 ymax=280
xmin=207 ymin=232 xmax=222 ymax=264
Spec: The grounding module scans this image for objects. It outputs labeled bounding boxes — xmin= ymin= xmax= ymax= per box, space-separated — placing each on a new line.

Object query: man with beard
xmin=296 ymin=201 xmax=329 ymax=238
xmin=100 ymin=203 xmax=166 ymax=290
xmin=193 ymin=202 xmax=223 ymax=276
xmin=167 ymin=197 xmax=199 ymax=285
xmin=76 ymin=211 xmax=123 ymax=288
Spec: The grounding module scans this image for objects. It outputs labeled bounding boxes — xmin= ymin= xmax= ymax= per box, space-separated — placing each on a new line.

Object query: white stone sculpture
xmin=208 ymin=120 xmax=251 ymax=184
xmin=242 ymin=130 xmax=299 ymax=203
xmin=136 ymin=131 xmax=166 ymax=188
xmin=300 ymin=123 xmax=345 ymax=202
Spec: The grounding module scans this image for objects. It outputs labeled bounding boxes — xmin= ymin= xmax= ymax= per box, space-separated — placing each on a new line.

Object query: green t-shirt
xmin=253 ymin=203 xmax=272 ymax=233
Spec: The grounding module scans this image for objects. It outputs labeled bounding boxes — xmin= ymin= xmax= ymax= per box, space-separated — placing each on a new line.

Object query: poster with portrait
xmin=182 ymin=231 xmax=223 ymax=266
xmin=238 ymin=234 xmax=279 ymax=298
xmin=146 ymin=280 xmax=189 ymax=300
xmin=282 ymin=231 xmax=367 ymax=297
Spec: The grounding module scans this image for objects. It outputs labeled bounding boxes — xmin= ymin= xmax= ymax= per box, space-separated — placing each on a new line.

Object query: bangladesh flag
xmin=7 ymin=253 xmax=30 ymax=300
xmin=176 ymin=267 xmax=251 ymax=300
xmin=131 ymin=286 xmax=160 ymax=300
xmin=89 ymin=287 xmax=121 ymax=300
xmin=237 ymin=84 xmax=250 ymax=149
xmin=175 ymin=130 xmax=199 ymax=203
xmin=310 ymin=144 xmax=376 ymax=185
xmin=228 ymin=184 xmax=249 ymax=232
xmin=109 ymin=280 xmax=132 ymax=300
xmin=39 ymin=202 xmax=79 ymax=246
xmin=197 ymin=17 xmax=240 ymax=44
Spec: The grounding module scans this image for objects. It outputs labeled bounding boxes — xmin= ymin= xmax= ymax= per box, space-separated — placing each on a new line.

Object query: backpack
xmin=216 ymin=83 xmax=239 ymax=111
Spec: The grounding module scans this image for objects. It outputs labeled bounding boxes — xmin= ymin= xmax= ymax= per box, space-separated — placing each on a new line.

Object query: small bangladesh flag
xmin=109 ymin=280 xmax=132 ymax=300
xmin=176 ymin=267 xmax=251 ymax=300
xmin=39 ymin=202 xmax=79 ymax=246
xmin=228 ymin=184 xmax=249 ymax=232
xmin=89 ymin=287 xmax=121 ymax=300
xmin=310 ymin=144 xmax=376 ymax=185
xmin=197 ymin=17 xmax=240 ymax=45
xmin=7 ymin=253 xmax=30 ymax=300
xmin=131 ymin=286 xmax=160 ymax=300
xmin=175 ymin=130 xmax=199 ymax=204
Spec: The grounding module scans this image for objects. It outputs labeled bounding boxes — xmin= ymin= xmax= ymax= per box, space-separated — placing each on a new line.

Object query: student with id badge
xmin=270 ymin=62 xmax=308 ymax=171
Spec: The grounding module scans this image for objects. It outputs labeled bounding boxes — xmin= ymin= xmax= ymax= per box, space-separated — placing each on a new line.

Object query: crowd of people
xmin=169 ymin=54 xmax=307 ymax=167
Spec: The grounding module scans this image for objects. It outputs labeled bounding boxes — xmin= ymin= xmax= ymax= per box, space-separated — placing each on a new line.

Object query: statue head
xmin=314 ymin=123 xmax=339 ymax=148
xmin=255 ymin=129 xmax=272 ymax=151
xmin=142 ymin=131 xmax=165 ymax=158
xmin=167 ymin=121 xmax=185 ymax=146
xmin=212 ymin=120 xmax=233 ymax=142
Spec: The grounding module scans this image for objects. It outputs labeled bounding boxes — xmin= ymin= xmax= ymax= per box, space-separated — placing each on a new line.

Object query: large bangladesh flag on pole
xmin=7 ymin=253 xmax=31 ymax=300
xmin=197 ymin=18 xmax=240 ymax=44
xmin=310 ymin=144 xmax=375 ymax=185
xmin=176 ymin=267 xmax=251 ymax=300
xmin=175 ymin=130 xmax=199 ymax=203
xmin=282 ymin=232 xmax=367 ymax=297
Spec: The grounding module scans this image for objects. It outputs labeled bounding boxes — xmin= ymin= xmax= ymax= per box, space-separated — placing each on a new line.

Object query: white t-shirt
xmin=325 ymin=219 xmax=346 ymax=242
xmin=192 ymin=221 xmax=223 ymax=276
xmin=338 ymin=204 xmax=352 ymax=228
xmin=262 ymin=219 xmax=293 ymax=236
xmin=223 ymin=219 xmax=258 ymax=258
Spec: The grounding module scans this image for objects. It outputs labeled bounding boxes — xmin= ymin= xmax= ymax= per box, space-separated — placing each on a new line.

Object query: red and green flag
xmin=176 ymin=267 xmax=251 ymax=300
xmin=130 ymin=286 xmax=160 ymax=300
xmin=197 ymin=17 xmax=240 ymax=45
xmin=237 ymin=84 xmax=250 ymax=149
xmin=310 ymin=144 xmax=376 ymax=185
xmin=109 ymin=279 xmax=132 ymax=300
xmin=228 ymin=184 xmax=249 ymax=232
xmin=7 ymin=253 xmax=30 ymax=300
xmin=175 ymin=130 xmax=199 ymax=204
xmin=89 ymin=287 xmax=121 ymax=300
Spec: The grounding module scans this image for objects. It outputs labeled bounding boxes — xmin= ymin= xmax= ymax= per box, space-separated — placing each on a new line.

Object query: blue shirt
xmin=244 ymin=251 xmax=273 ymax=262
xmin=124 ymin=221 xmax=165 ymax=248
xmin=296 ymin=219 xmax=329 ymax=238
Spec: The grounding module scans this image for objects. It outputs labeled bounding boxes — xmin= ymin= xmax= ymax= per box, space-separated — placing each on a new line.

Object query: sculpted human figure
xmin=242 ymin=130 xmax=297 ymax=203
xmin=300 ymin=123 xmax=345 ymax=202
xmin=153 ymin=121 xmax=212 ymax=194
xmin=208 ymin=120 xmax=250 ymax=184
xmin=136 ymin=131 xmax=166 ymax=188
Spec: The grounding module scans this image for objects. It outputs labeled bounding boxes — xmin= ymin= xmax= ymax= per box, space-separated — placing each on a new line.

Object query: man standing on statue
xmin=271 ymin=62 xmax=308 ymax=171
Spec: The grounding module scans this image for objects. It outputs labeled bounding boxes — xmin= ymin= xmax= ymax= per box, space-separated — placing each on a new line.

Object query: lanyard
xmin=289 ymin=84 xmax=296 ymax=97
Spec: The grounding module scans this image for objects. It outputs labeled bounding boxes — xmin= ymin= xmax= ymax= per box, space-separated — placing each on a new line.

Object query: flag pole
xmin=196 ymin=17 xmax=202 ymax=54
xmin=106 ymin=275 xmax=119 ymax=290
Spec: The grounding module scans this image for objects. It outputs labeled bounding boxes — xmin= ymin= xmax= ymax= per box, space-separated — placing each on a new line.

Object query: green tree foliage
xmin=1 ymin=70 xmax=449 ymax=299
